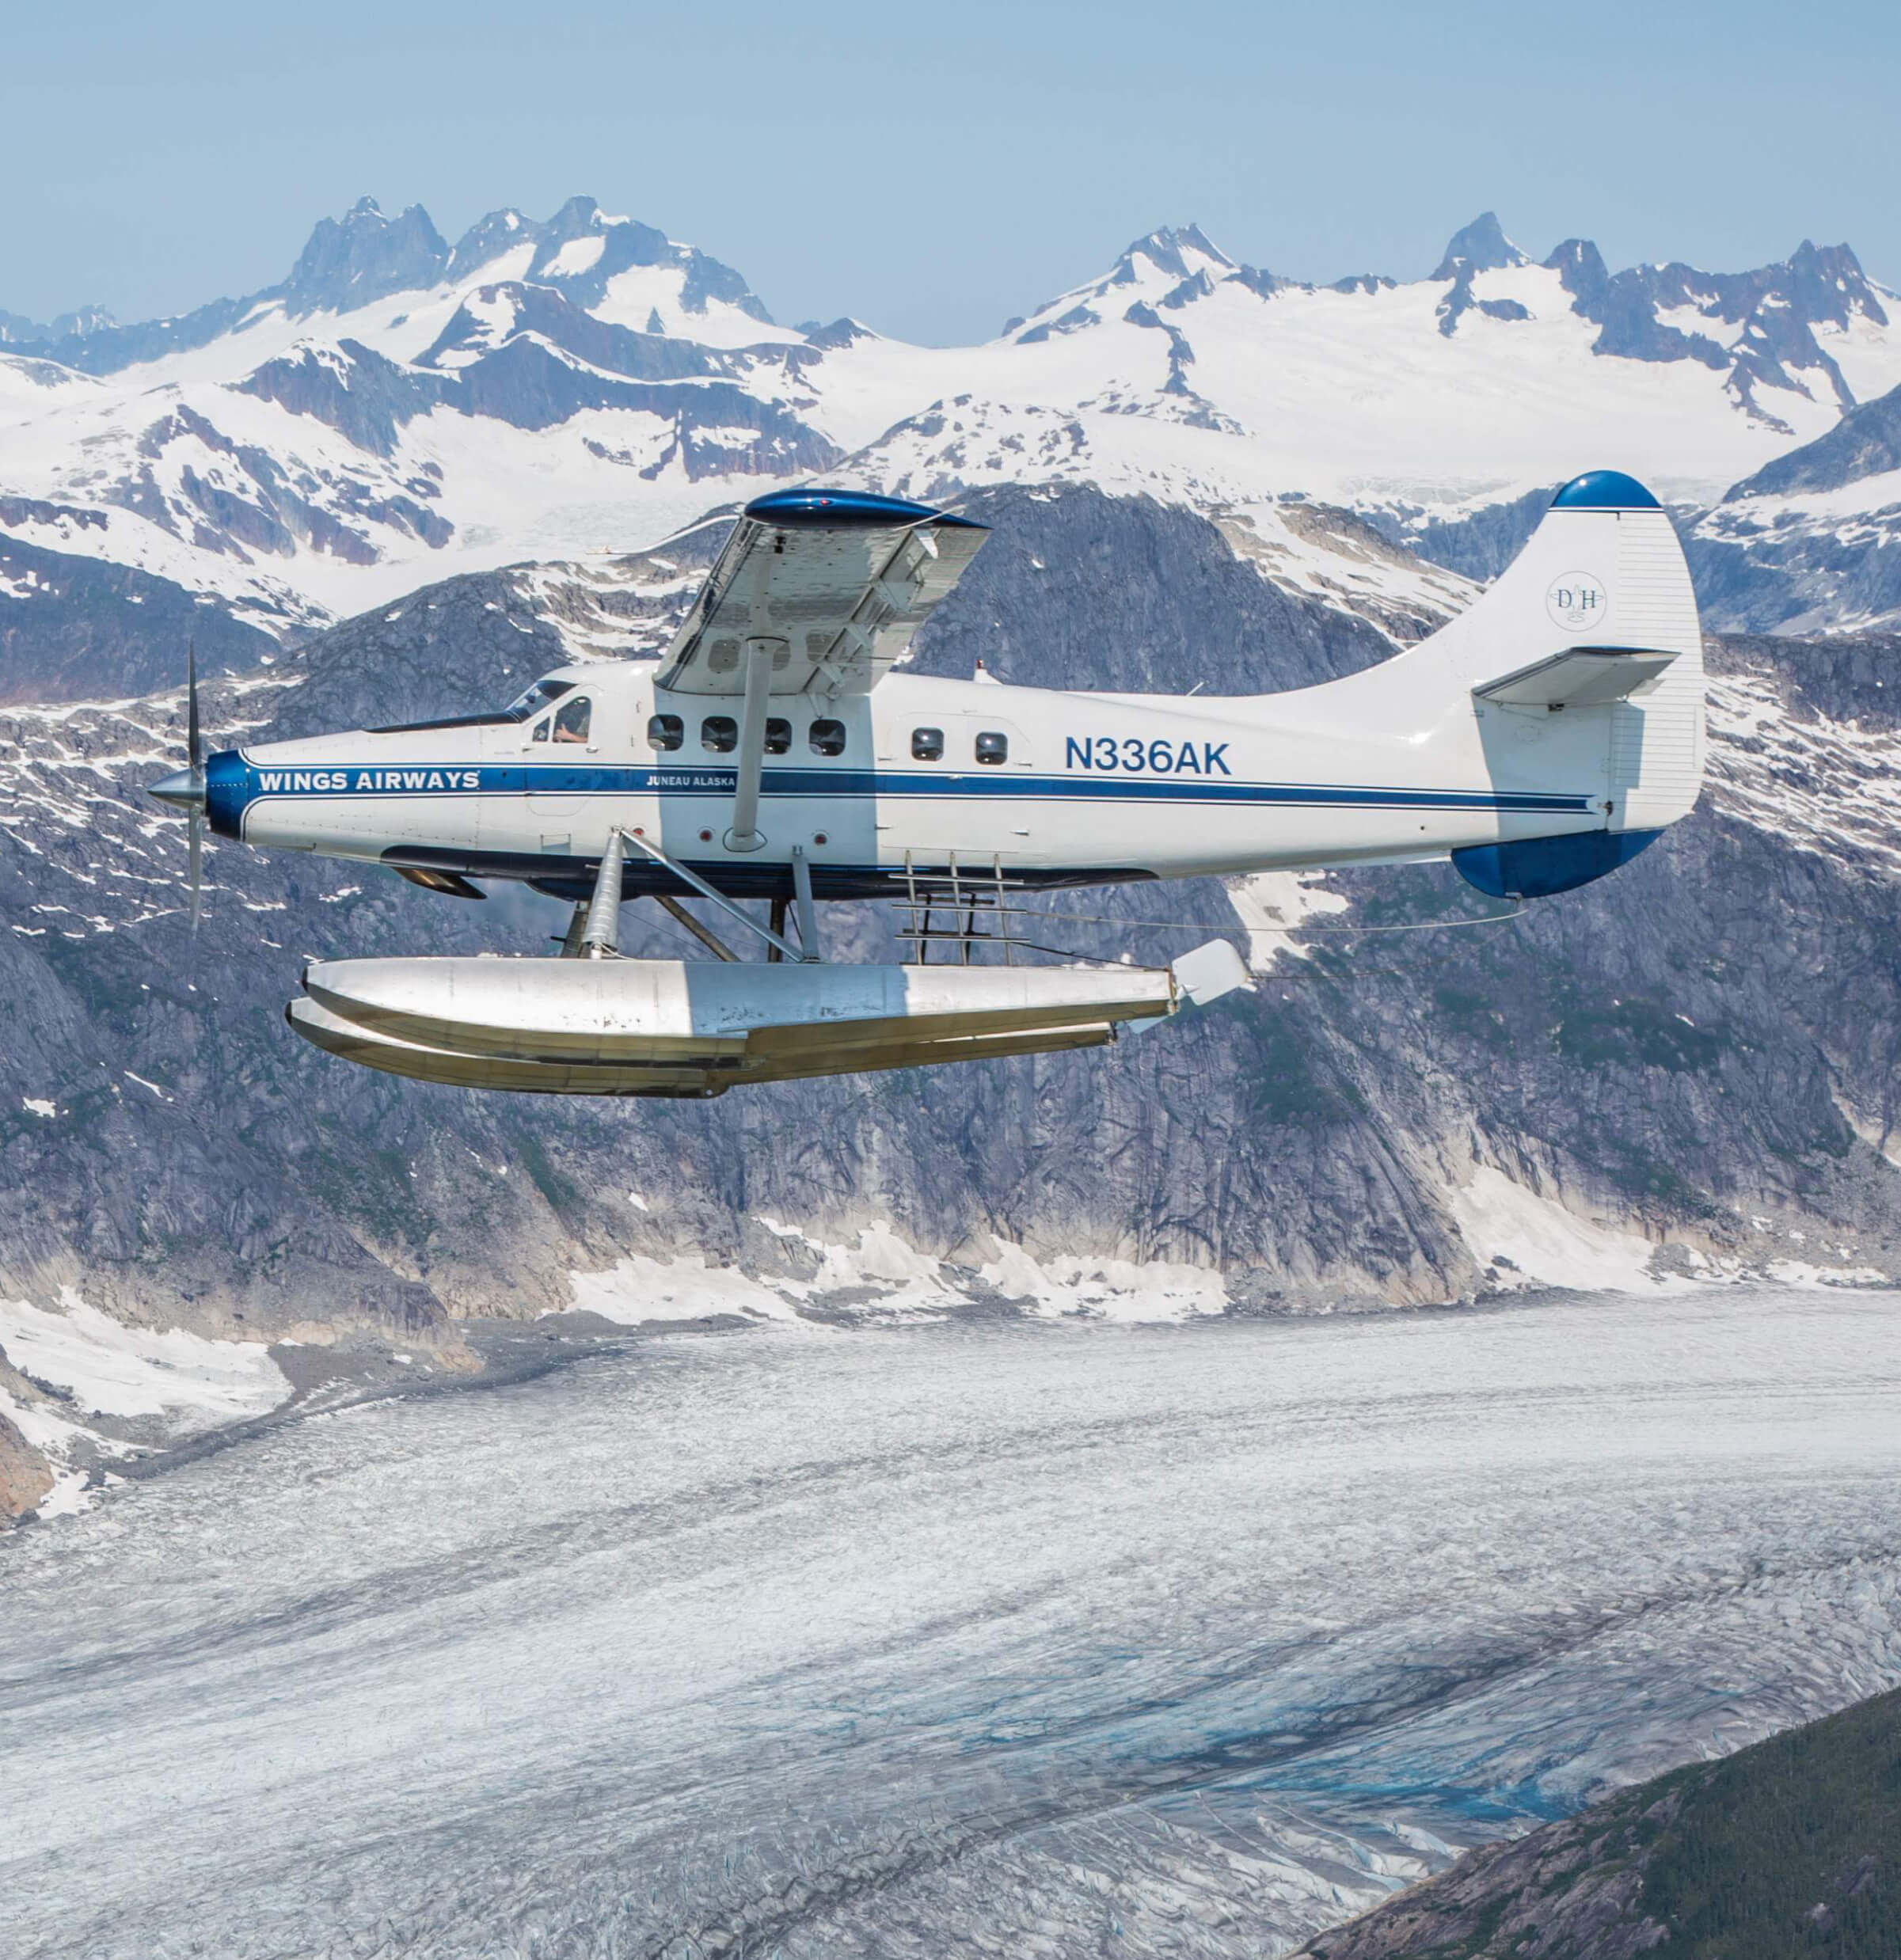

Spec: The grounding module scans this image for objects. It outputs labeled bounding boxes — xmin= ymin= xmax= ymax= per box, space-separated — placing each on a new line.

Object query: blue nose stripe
xmin=204 ymin=750 xmax=251 ymax=840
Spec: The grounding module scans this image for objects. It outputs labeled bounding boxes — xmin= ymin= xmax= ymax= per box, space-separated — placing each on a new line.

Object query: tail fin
xmin=1383 ymin=470 xmax=1705 ymax=896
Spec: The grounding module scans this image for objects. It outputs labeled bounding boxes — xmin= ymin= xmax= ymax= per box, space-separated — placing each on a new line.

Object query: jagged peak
xmin=543 ymin=195 xmax=610 ymax=242
xmin=1432 ymin=211 xmax=1528 ymax=281
xmin=803 ymin=317 xmax=877 ymax=351
xmin=280 ymin=198 xmax=451 ymax=316
xmin=447 ymin=207 xmax=532 ymax=279
xmin=1111 ymin=223 xmax=1235 ymax=286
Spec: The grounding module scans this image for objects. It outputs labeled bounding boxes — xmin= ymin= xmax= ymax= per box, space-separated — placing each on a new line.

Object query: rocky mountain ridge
xmin=1296 ymin=1685 xmax=1901 ymax=1958
xmin=0 ymin=196 xmax=781 ymax=375
xmin=5 ymin=196 xmax=1901 ymax=670
xmin=2 ymin=483 xmax=1898 ymax=1526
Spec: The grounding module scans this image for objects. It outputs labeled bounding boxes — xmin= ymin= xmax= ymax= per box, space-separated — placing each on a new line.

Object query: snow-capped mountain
xmin=3 ymin=195 xmax=1900 ymax=670
xmin=1686 ymin=376 xmax=1901 ymax=633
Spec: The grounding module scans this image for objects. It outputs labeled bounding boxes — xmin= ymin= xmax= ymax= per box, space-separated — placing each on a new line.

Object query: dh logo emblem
xmin=1546 ymin=571 xmax=1609 ymax=632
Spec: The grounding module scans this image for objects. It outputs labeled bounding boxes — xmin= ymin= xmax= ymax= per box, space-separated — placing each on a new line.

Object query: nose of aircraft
xmin=149 ymin=767 xmax=206 ymax=814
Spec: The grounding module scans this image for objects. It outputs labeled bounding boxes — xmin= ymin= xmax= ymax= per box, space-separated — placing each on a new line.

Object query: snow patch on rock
xmin=1226 ymin=870 xmax=1351 ymax=971
xmin=565 ymin=1253 xmax=800 ymax=1325
xmin=1448 ymin=1165 xmax=1683 ymax=1293
xmin=0 ymin=1290 xmax=290 ymax=1425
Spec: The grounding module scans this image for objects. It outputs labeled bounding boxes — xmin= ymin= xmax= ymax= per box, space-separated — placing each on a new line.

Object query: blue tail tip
xmin=1551 ymin=469 xmax=1660 ymax=511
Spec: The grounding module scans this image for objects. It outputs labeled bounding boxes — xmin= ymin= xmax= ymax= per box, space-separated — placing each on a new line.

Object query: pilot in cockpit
xmin=552 ymin=697 xmax=591 ymax=743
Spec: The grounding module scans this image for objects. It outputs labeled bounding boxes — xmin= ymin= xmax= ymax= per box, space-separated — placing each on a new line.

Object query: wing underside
xmin=656 ymin=488 xmax=988 ymax=698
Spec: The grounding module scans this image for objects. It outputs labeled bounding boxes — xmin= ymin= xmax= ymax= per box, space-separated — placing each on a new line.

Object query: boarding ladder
xmin=895 ymin=849 xmax=1048 ymax=966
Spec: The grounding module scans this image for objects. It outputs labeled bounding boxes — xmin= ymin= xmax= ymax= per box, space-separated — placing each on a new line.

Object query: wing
xmin=656 ymin=488 xmax=987 ymax=698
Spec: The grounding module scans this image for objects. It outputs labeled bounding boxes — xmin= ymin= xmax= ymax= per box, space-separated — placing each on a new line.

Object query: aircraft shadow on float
xmin=150 ymin=473 xmax=1705 ymax=1099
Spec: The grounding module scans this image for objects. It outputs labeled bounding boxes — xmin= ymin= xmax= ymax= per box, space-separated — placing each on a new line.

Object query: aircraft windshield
xmin=501 ymin=677 xmax=576 ymax=722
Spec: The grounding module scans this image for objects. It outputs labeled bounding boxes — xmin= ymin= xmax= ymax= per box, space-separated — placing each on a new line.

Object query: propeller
xmin=149 ymin=643 xmax=207 ymax=929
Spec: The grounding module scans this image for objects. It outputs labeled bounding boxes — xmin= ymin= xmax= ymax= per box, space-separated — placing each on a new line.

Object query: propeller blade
xmin=187 ymin=641 xmax=202 ymax=775
xmin=186 ymin=644 xmax=205 ymax=931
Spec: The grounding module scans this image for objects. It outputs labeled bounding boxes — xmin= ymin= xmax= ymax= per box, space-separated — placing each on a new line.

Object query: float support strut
xmin=580 ymin=828 xmax=625 ymax=959
xmin=653 ymin=894 xmax=739 ymax=962
xmin=618 ymin=827 xmax=804 ymax=962
xmin=791 ymin=844 xmax=821 ymax=963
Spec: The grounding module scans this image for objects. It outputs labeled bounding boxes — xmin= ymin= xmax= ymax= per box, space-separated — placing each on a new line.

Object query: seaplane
xmin=149 ymin=470 xmax=1704 ymax=1098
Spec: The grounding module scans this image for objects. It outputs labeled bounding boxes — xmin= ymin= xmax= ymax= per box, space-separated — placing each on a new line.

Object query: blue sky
xmin=6 ymin=0 xmax=1897 ymax=344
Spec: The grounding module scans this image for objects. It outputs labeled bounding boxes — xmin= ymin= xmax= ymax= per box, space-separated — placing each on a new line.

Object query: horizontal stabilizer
xmin=1473 ymin=646 xmax=1677 ymax=709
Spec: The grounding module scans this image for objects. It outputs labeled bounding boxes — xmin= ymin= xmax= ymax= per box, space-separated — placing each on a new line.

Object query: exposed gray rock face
xmin=1108 ymin=224 xmax=1234 ymax=286
xmin=0 ymin=1404 xmax=52 ymax=1521
xmin=0 ymin=531 xmax=280 ymax=702
xmin=280 ymin=197 xmax=451 ymax=317
xmin=1686 ymin=391 xmax=1901 ymax=633
xmin=0 ymin=485 xmax=1892 ymax=1346
xmin=1295 ymin=1685 xmax=1901 ymax=1960
xmin=416 ymin=287 xmax=728 ymax=382
xmin=1432 ymin=212 xmax=1528 ymax=280
xmin=1545 ymin=237 xmax=1887 ymax=420
xmin=1687 ymin=514 xmax=1901 ymax=637
xmin=226 ymin=310 xmax=836 ymax=479
xmin=0 ymin=303 xmax=113 ymax=345
xmin=1724 ymin=380 xmax=1901 ymax=500
xmin=1432 ymin=214 xmax=1530 ymax=335
xmin=234 ymin=338 xmax=451 ymax=458
xmin=1391 ymin=485 xmax=1559 ymax=583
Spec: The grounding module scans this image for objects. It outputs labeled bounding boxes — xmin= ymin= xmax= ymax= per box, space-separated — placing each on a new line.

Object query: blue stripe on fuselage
xmin=224 ymin=753 xmax=1594 ymax=824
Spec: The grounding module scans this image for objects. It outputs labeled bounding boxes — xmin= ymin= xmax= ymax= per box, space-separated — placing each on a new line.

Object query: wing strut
xmin=727 ymin=636 xmax=779 ymax=851
xmin=619 ymin=828 xmax=811 ymax=963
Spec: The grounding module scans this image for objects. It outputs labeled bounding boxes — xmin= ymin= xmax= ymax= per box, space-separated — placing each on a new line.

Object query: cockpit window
xmin=553 ymin=696 xmax=591 ymax=745
xmin=502 ymin=676 xmax=575 ymax=722
xmin=531 ymin=716 xmax=550 ymax=743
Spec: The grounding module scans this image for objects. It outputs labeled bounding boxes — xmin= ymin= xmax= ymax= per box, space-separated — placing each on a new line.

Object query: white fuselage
xmin=214 ymin=658 xmax=1615 ymax=895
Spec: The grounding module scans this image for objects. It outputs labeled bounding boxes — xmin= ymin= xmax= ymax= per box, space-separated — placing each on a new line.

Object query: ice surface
xmin=2 ymin=1287 xmax=1897 ymax=1958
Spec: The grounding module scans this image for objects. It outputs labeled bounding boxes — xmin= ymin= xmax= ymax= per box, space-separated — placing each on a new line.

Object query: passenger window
xmin=553 ymin=696 xmax=591 ymax=744
xmin=911 ymin=727 xmax=945 ymax=761
xmin=647 ymin=712 xmax=683 ymax=752
xmin=765 ymin=717 xmax=791 ymax=755
xmin=975 ymin=729 xmax=1008 ymax=765
xmin=701 ymin=715 xmax=738 ymax=753
xmin=809 ymin=718 xmax=846 ymax=758
xmin=531 ymin=716 xmax=550 ymax=743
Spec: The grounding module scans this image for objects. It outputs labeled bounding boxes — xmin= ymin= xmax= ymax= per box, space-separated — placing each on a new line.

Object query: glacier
xmin=2 ymin=1285 xmax=1898 ymax=1958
